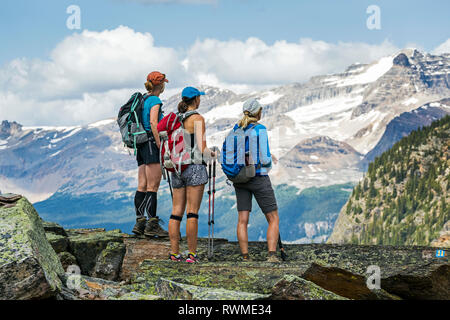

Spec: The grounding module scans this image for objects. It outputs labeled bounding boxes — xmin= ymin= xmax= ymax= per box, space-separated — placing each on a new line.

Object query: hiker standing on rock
xmin=132 ymin=71 xmax=169 ymax=238
xmin=167 ymin=87 xmax=217 ymax=263
xmin=227 ymin=98 xmax=280 ymax=262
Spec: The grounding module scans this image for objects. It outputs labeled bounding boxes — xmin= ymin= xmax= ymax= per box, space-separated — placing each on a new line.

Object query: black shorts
xmin=136 ymin=140 xmax=160 ymax=166
xmin=233 ymin=175 xmax=278 ymax=214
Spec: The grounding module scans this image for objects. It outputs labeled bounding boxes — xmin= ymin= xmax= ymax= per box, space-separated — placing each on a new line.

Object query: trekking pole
xmin=166 ymin=169 xmax=173 ymax=200
xmin=207 ymin=162 xmax=212 ymax=258
xmin=211 ymin=158 xmax=216 ymax=256
xmin=278 ymin=234 xmax=287 ymax=261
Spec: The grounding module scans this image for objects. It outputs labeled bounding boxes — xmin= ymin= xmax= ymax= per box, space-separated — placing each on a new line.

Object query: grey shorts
xmin=171 ymin=164 xmax=208 ymax=189
xmin=233 ymin=175 xmax=278 ymax=214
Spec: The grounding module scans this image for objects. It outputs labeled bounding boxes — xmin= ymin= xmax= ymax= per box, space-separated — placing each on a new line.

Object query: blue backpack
xmin=221 ymin=123 xmax=258 ymax=184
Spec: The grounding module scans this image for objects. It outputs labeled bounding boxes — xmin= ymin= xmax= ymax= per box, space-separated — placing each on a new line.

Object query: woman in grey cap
xmin=232 ymin=98 xmax=281 ymax=262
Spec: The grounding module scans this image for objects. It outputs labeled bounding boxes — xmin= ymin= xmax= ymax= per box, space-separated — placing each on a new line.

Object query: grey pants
xmin=233 ymin=175 xmax=278 ymax=214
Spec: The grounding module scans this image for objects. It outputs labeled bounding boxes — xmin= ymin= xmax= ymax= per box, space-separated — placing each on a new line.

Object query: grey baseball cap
xmin=243 ymin=98 xmax=262 ymax=115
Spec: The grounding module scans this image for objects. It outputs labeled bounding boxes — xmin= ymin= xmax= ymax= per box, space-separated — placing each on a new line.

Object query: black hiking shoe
xmin=144 ymin=216 xmax=169 ymax=238
xmin=132 ymin=217 xmax=147 ymax=236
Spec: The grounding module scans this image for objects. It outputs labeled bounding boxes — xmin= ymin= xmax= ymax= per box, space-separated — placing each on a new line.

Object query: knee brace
xmin=170 ymin=215 xmax=183 ymax=222
xmin=187 ymin=213 xmax=199 ymax=219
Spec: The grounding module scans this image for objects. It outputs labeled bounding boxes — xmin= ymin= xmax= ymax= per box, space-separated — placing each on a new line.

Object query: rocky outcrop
xmin=1 ymin=197 xmax=449 ymax=300
xmin=66 ymin=228 xmax=125 ymax=276
xmin=156 ymin=278 xmax=269 ymax=300
xmin=0 ymin=195 xmax=64 ymax=299
xmin=93 ymin=242 xmax=126 ymax=281
xmin=270 ymin=275 xmax=347 ymax=300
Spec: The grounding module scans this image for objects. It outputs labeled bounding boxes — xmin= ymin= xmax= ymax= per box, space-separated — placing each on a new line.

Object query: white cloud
xmin=0 ymin=26 xmax=182 ymax=100
xmin=185 ymin=37 xmax=399 ymax=86
xmin=3 ymin=26 xmax=446 ymax=127
xmin=432 ymin=38 xmax=450 ymax=54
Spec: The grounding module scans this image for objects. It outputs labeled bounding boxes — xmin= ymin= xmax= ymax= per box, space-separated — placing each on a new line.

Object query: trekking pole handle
xmin=212 ymin=159 xmax=216 ymax=178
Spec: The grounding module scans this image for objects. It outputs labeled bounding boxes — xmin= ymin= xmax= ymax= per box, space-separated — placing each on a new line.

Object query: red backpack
xmin=157 ymin=111 xmax=199 ymax=176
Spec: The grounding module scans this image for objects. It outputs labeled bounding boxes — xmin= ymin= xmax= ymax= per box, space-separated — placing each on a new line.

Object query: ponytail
xmin=238 ymin=110 xmax=260 ymax=128
xmin=145 ymin=81 xmax=164 ymax=95
xmin=145 ymin=81 xmax=153 ymax=92
xmin=178 ymin=96 xmax=196 ymax=113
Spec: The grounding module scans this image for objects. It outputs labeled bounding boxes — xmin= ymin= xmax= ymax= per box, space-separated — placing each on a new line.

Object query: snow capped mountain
xmin=1 ymin=49 xmax=449 ymax=203
xmin=0 ymin=119 xmax=137 ymax=202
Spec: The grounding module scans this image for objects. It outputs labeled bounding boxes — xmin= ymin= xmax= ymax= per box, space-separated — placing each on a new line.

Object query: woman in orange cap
xmin=132 ymin=71 xmax=169 ymax=238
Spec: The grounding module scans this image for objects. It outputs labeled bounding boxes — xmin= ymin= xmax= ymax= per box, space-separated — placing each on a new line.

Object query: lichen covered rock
xmin=67 ymin=228 xmax=125 ymax=275
xmin=0 ymin=197 xmax=64 ymax=299
xmin=93 ymin=242 xmax=126 ymax=281
xmin=270 ymin=275 xmax=348 ymax=300
xmin=129 ymin=260 xmax=310 ymax=296
xmin=46 ymin=232 xmax=69 ymax=253
xmin=156 ymin=278 xmax=269 ymax=300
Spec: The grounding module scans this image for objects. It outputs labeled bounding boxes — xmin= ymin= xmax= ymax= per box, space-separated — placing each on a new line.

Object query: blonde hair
xmin=238 ymin=110 xmax=261 ymax=128
xmin=144 ymin=81 xmax=164 ymax=94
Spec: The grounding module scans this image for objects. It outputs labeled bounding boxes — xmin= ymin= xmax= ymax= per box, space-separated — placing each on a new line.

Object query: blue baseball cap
xmin=182 ymin=86 xmax=205 ymax=99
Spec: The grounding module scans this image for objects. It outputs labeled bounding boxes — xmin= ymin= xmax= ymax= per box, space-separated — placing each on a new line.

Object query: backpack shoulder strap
xmin=178 ymin=110 xmax=199 ymax=122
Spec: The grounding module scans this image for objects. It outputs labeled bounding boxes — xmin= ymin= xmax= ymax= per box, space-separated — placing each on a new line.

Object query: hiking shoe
xmin=132 ymin=217 xmax=147 ymax=236
xmin=242 ymin=253 xmax=252 ymax=262
xmin=266 ymin=253 xmax=281 ymax=263
xmin=186 ymin=252 xmax=199 ymax=263
xmin=144 ymin=216 xmax=169 ymax=238
xmin=169 ymin=253 xmax=183 ymax=262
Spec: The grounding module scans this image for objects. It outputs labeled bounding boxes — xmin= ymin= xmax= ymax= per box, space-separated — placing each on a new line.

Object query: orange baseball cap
xmin=147 ymin=71 xmax=169 ymax=85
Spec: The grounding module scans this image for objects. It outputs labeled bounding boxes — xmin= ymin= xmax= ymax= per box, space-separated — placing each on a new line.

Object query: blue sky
xmin=1 ymin=0 xmax=449 ymax=65
xmin=0 ymin=0 xmax=449 ymax=125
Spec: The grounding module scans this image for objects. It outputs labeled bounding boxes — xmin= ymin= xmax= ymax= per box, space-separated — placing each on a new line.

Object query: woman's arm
xmin=193 ymin=115 xmax=215 ymax=158
xmin=150 ymin=104 xmax=161 ymax=148
xmin=256 ymin=126 xmax=272 ymax=167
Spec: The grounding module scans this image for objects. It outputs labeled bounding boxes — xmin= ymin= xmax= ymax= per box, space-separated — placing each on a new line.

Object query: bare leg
xmin=186 ymin=184 xmax=205 ymax=253
xmin=137 ymin=165 xmax=147 ymax=192
xmin=264 ymin=210 xmax=279 ymax=252
xmin=237 ymin=211 xmax=250 ymax=255
xmin=169 ymin=187 xmax=186 ymax=255
xmin=144 ymin=163 xmax=162 ymax=192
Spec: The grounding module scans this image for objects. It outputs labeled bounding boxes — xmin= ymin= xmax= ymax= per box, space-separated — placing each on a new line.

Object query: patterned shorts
xmin=171 ymin=164 xmax=208 ymax=189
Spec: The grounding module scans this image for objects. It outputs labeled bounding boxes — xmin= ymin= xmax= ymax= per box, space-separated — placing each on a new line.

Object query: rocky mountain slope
xmin=1 ymin=195 xmax=448 ymax=300
xmin=328 ymin=115 xmax=450 ymax=247
xmin=0 ymin=49 xmax=449 ymax=242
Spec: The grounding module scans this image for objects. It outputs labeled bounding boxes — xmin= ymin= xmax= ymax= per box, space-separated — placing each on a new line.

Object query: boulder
xmin=93 ymin=242 xmax=126 ymax=281
xmin=301 ymin=263 xmax=401 ymax=300
xmin=67 ymin=228 xmax=125 ymax=276
xmin=0 ymin=197 xmax=64 ymax=299
xmin=270 ymin=275 xmax=348 ymax=300
xmin=155 ymin=278 xmax=269 ymax=300
xmin=42 ymin=221 xmax=67 ymax=237
xmin=46 ymin=232 xmax=69 ymax=253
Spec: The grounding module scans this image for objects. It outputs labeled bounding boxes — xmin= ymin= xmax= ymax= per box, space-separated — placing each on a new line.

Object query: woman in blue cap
xmin=168 ymin=87 xmax=217 ymax=263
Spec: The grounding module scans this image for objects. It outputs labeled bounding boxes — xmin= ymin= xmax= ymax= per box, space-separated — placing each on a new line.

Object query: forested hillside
xmin=328 ymin=115 xmax=450 ymax=246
